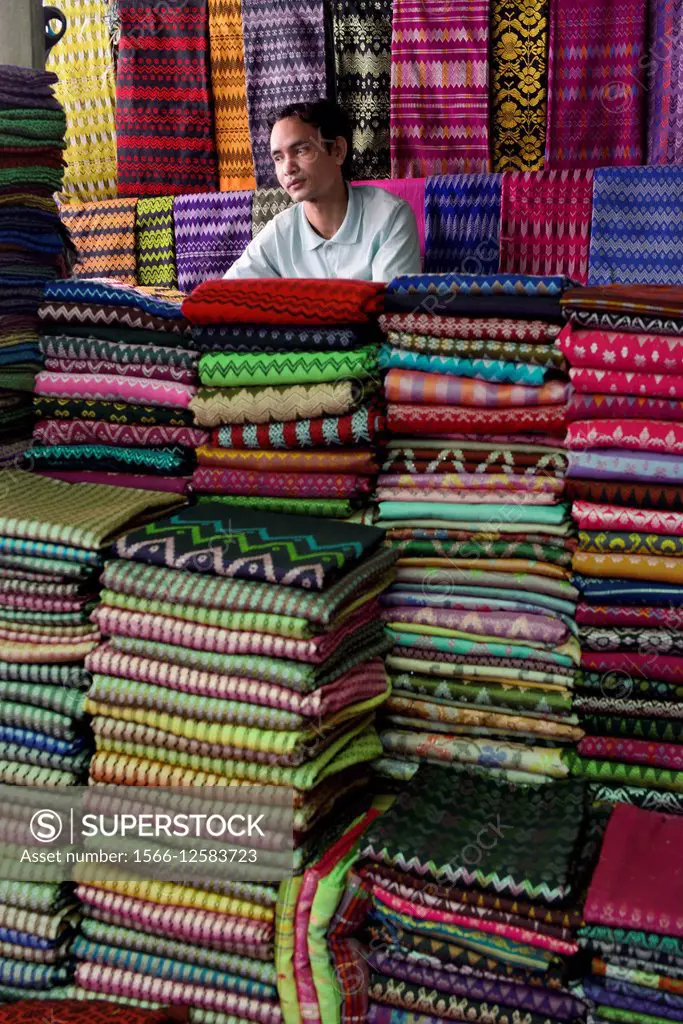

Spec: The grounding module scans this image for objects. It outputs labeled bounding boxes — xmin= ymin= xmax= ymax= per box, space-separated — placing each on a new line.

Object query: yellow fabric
xmin=574 ymin=551 xmax=683 ymax=584
xmin=207 ymin=0 xmax=256 ymax=189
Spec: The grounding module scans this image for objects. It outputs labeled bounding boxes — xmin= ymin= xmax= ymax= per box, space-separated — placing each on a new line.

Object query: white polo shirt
xmin=224 ymin=184 xmax=421 ymax=282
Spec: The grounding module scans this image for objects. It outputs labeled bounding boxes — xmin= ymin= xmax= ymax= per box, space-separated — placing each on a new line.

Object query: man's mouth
xmin=287 ymin=180 xmax=305 ymax=190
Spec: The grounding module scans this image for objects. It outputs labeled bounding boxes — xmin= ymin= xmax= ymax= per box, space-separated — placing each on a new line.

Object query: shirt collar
xmin=300 ymin=183 xmax=362 ymax=251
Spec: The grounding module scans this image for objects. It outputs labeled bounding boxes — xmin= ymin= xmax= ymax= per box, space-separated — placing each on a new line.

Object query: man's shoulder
xmin=355 ymin=184 xmax=412 ymax=219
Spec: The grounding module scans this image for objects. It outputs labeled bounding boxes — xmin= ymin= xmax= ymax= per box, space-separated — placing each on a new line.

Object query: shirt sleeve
xmin=223 ymin=224 xmax=282 ymax=279
xmin=370 ymin=202 xmax=422 ymax=283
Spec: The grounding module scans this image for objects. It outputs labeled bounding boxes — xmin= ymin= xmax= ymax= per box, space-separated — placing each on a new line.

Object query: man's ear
xmin=334 ymin=135 xmax=348 ymax=166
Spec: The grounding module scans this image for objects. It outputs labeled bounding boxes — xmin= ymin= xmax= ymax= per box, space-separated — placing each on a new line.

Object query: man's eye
xmin=297 ymin=145 xmax=312 ymax=156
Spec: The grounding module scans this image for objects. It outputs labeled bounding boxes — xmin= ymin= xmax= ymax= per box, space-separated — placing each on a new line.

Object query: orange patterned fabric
xmin=196 ymin=446 xmax=378 ymax=473
xmin=208 ymin=0 xmax=256 ymax=190
xmin=59 ymin=198 xmax=138 ymax=284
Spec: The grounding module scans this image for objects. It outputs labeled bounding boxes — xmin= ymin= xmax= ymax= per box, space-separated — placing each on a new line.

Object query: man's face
xmin=270 ymin=116 xmax=344 ymax=201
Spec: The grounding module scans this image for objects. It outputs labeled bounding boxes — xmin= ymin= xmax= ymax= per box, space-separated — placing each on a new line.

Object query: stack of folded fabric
xmin=560 ymin=285 xmax=683 ymax=813
xmin=0 ymin=469 xmax=183 ymax=1003
xmin=373 ymin=273 xmax=582 ymax=788
xmin=71 ymin=503 xmax=396 ymax=1015
xmin=0 ymin=66 xmax=70 ymax=467
xmin=182 ymin=278 xmax=386 ymax=519
xmin=575 ymin=802 xmax=683 ymax=1024
xmin=29 ymin=279 xmax=207 ymax=494
xmin=358 ymin=764 xmax=590 ymax=1024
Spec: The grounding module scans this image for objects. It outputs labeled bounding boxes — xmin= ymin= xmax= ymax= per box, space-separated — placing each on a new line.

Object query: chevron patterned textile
xmin=207 ymin=0 xmax=256 ymax=190
xmin=251 ymin=187 xmax=293 ymax=238
xmin=648 ymin=0 xmax=683 ymax=163
xmin=59 ymin=200 xmax=137 ymax=286
xmin=240 ymin=0 xmax=331 ymax=187
xmin=353 ymin=179 xmax=427 ymax=261
xmin=490 ymin=0 xmax=549 ymax=171
xmin=499 ymin=170 xmax=593 ymax=284
xmin=424 ymin=174 xmax=501 ymax=274
xmin=545 ymin=0 xmax=647 ymax=168
xmin=182 ymin=278 xmax=385 ymax=325
xmin=135 ymin=197 xmax=177 ymax=288
xmin=173 ymin=192 xmax=253 ymax=292
xmin=116 ymin=0 xmax=218 ymax=196
xmin=389 ymin=0 xmax=491 ymax=177
xmin=588 ymin=167 xmax=683 ymax=285
xmin=333 ymin=0 xmax=392 ymax=180
xmin=45 ymin=0 xmax=117 ymax=200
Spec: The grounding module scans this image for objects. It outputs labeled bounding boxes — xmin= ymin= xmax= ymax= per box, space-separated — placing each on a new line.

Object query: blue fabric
xmin=573 ymin=574 xmax=683 ymax=606
xmin=0 ymin=345 xmax=41 ymax=366
xmin=0 ymin=726 xmax=88 ymax=756
xmin=0 ymin=958 xmax=73 ymax=989
xmin=43 ymin=279 xmax=184 ymax=318
xmin=378 ymin=344 xmax=546 ymax=384
xmin=588 ymin=167 xmax=683 ymax=285
xmin=386 ymin=273 xmax=570 ymax=297
xmin=424 ymin=174 xmax=501 ymax=275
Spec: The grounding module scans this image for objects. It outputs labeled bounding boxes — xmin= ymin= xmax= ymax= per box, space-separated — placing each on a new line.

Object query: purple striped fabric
xmin=173 ymin=192 xmax=253 ymax=292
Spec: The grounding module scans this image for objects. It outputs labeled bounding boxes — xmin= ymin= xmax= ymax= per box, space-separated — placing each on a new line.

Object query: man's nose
xmin=283 ymin=154 xmax=299 ymax=175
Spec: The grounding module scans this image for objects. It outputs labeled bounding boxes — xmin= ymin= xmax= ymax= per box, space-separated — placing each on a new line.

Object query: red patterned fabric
xmin=572 ymin=500 xmax=683 ymax=537
xmin=576 ymin=604 xmax=683 ymax=628
xmin=191 ymin=466 xmax=373 ymax=497
xmin=570 ymin=368 xmax=683 ymax=398
xmin=578 ymin=736 xmax=683 ymax=771
xmin=387 ymin=403 xmax=567 ymax=436
xmin=582 ymin=651 xmax=683 ymax=682
xmin=567 ymin=419 xmax=683 ymax=455
xmin=33 ymin=419 xmax=208 ymax=448
xmin=558 ymin=324 xmax=683 ymax=372
xmin=567 ymin=393 xmax=683 ymax=422
xmin=182 ymin=279 xmax=385 ymax=325
xmin=378 ymin=313 xmax=561 ymax=342
xmin=0 ymin=1001 xmax=188 ymax=1024
xmin=211 ymin=403 xmax=385 ymax=449
xmin=567 ymin=478 xmax=683 ymax=511
xmin=499 ymin=170 xmax=593 ymax=284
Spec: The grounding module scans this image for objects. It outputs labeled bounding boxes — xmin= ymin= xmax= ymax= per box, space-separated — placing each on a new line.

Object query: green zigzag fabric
xmin=199 ymin=346 xmax=379 ymax=388
xmin=135 ymin=196 xmax=178 ymax=287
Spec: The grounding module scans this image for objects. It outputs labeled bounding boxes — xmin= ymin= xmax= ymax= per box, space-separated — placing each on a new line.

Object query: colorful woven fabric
xmin=240 ymin=0 xmax=330 ymax=187
xmin=386 ymin=331 xmax=564 ymax=368
xmin=190 ymin=381 xmax=362 ymax=427
xmin=200 ymin=347 xmax=377 ymax=388
xmin=499 ymin=170 xmax=593 ymax=283
xmin=490 ymin=0 xmax=548 ymax=171
xmin=648 ymin=0 xmax=683 ymax=164
xmin=192 ymin=467 xmax=372 ymax=499
xmin=545 ymin=0 xmax=646 ymax=167
xmin=0 ymin=1000 xmax=182 ymax=1024
xmin=567 ymin=394 xmax=683 ymax=423
xmin=59 ymin=199 xmax=137 ymax=285
xmin=588 ymin=167 xmax=683 ymax=286
xmin=135 ymin=197 xmax=177 ymax=288
xmin=424 ymin=174 xmax=501 ymax=275
xmin=251 ymin=187 xmax=293 ymax=237
xmin=173 ymin=191 xmax=253 ymax=291
xmin=33 ymin=396 xmax=195 ymax=428
xmin=191 ymin=323 xmax=377 ymax=353
xmin=113 ymin=502 xmax=383 ymax=589
xmin=568 ymin=421 xmax=683 ymax=455
xmin=42 ymin=279 xmax=186 ymax=320
xmin=207 ymin=0 xmax=256 ymax=190
xmin=35 ymin=372 xmax=196 ymax=409
xmin=45 ymin=0 xmax=117 ymax=199
xmin=559 ymin=325 xmax=683 ymax=372
xmin=28 ymin=444 xmax=191 ymax=476
xmin=116 ymin=0 xmax=218 ymax=195
xmin=41 ymin=335 xmax=197 ymax=372
xmin=389 ymin=0 xmax=490 ymax=177
xmin=333 ymin=0 xmax=392 ymax=180
xmin=569 ymin=369 xmax=683 ymax=399
xmin=212 ymin=402 xmax=383 ymax=449
xmin=380 ymin=346 xmax=548 ymax=384
xmin=572 ymin=502 xmax=683 ymax=537
xmin=379 ymin=312 xmax=561 ymax=342
xmin=35 ymin=420 xmax=207 ymax=448
xmin=387 ymin=403 xmax=567 ymax=436
xmin=182 ymin=278 xmax=385 ymax=325
xmin=385 ymin=370 xmax=567 ymax=407
xmin=198 ymin=447 xmax=376 ymax=473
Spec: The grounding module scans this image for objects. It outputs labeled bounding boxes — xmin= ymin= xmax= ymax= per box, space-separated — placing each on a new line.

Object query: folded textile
xmin=191 ymin=323 xmax=378 ymax=354
xmin=569 ymin=369 xmax=683 ymax=399
xmin=572 ymin=502 xmax=683 ymax=537
xmin=558 ymin=325 xmax=683 ymax=372
xmin=26 ymin=444 xmax=192 ymax=476
xmin=199 ymin=347 xmax=378 ymax=388
xmin=34 ymin=373 xmax=196 ymax=409
xmin=567 ymin=395 xmax=683 ymax=422
xmin=574 ymin=552 xmax=683 ymax=585
xmin=562 ymin=285 xmax=683 ymax=324
xmin=34 ymin=420 xmax=208 ymax=449
xmin=43 ymin=280 xmax=186 ymax=321
xmin=567 ymin=450 xmax=683 ymax=484
xmin=190 ymin=382 xmax=364 ymax=427
xmin=212 ymin=402 xmax=384 ymax=449
xmin=196 ymin=447 xmax=377 ymax=474
xmin=41 ymin=333 xmax=197 ymax=369
xmin=33 ymin=396 xmax=196 ymax=428
xmin=59 ymin=199 xmax=137 ymax=285
xmin=191 ymin=467 xmax=372 ymax=499
xmin=182 ymin=279 xmax=385 ymax=325
xmin=385 ymin=332 xmax=565 ymax=369
xmin=387 ymin=404 xmax=567 ymax=436
xmin=379 ymin=313 xmax=562 ymax=342
xmin=37 ymin=470 xmax=191 ymax=493
xmin=135 ymin=195 xmax=177 ymax=288
xmin=567 ymin=421 xmax=683 ymax=455
xmin=379 ymin=345 xmax=550 ymax=385
xmin=385 ymin=370 xmax=568 ymax=407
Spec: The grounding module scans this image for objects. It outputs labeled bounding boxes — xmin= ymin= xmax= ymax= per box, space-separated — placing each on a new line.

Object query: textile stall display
xmin=69 ymin=502 xmax=397 ymax=1017
xmin=560 ymin=285 xmax=683 ymax=815
xmin=373 ymin=272 xmax=582 ymax=788
xmin=575 ymin=803 xmax=683 ymax=1023
xmin=183 ymin=278 xmax=386 ymax=518
xmin=0 ymin=66 xmax=70 ymax=467
xmin=0 ymin=469 xmax=183 ymax=1002
xmin=29 ymin=278 xmax=207 ymax=495
xmin=358 ymin=764 xmax=592 ymax=1024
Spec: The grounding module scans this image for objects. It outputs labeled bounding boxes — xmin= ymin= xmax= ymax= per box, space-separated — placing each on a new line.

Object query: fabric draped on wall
xmin=240 ymin=0 xmax=331 ymax=187
xmin=333 ymin=0 xmax=393 ymax=180
xmin=251 ymin=187 xmax=293 ymax=238
xmin=424 ymin=173 xmax=501 ymax=274
xmin=173 ymin=192 xmax=253 ymax=292
xmin=46 ymin=0 xmax=117 ymax=200
xmin=116 ymin=0 xmax=218 ymax=196
xmin=207 ymin=0 xmax=257 ymax=190
xmin=490 ymin=0 xmax=549 ymax=171
xmin=648 ymin=0 xmax=683 ymax=164
xmin=59 ymin=199 xmax=138 ymax=285
xmin=545 ymin=0 xmax=647 ymax=168
xmin=389 ymin=0 xmax=491 ymax=177
xmin=135 ymin=197 xmax=178 ymax=288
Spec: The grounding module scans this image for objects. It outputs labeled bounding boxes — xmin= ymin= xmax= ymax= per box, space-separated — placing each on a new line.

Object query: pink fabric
xmin=567 ymin=419 xmax=683 ymax=454
xmin=499 ymin=171 xmax=593 ymax=284
xmin=33 ymin=419 xmax=208 ymax=448
xmin=572 ymin=501 xmax=683 ymax=537
xmin=37 ymin=470 xmax=190 ymax=493
xmin=569 ymin=368 xmax=683 ymax=398
xmin=354 ymin=179 xmax=426 ymax=260
xmin=43 ymin=358 xmax=196 ymax=384
xmin=378 ymin=473 xmax=564 ymax=493
xmin=0 ymin=593 xmax=89 ymax=612
xmin=567 ymin=393 xmax=683 ymax=422
xmin=86 ymin=643 xmax=388 ymax=714
xmin=372 ymin=888 xmax=578 ymax=956
xmin=34 ymin=372 xmax=196 ymax=408
xmin=558 ymin=324 xmax=683 ymax=372
xmin=382 ymin=608 xmax=569 ymax=644
xmin=576 ymin=603 xmax=683 ymax=628
xmin=387 ymin=403 xmax=568 ymax=436
xmin=545 ymin=0 xmax=647 ymax=168
xmin=388 ymin=0 xmax=490 ymax=177
xmin=578 ymin=735 xmax=683 ymax=771
xmin=191 ymin=467 xmax=372 ymax=499
xmin=584 ymin=803 xmax=683 ymax=935
xmin=91 ymin=600 xmax=381 ymax=664
xmin=582 ymin=651 xmax=683 ymax=683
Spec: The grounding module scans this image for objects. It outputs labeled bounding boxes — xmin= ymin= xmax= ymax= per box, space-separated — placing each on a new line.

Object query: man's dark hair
xmin=267 ymin=99 xmax=353 ymax=179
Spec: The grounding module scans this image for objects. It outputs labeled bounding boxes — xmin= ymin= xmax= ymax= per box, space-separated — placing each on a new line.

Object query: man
xmin=225 ymin=99 xmax=421 ymax=282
